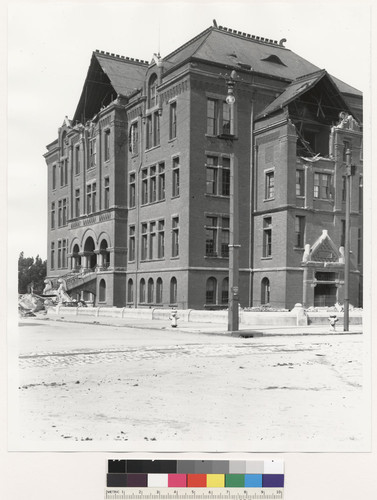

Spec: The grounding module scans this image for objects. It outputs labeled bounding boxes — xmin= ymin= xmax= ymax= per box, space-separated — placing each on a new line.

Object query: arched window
xmin=261 ymin=277 xmax=270 ymax=305
xmin=156 ymin=278 xmax=163 ymax=304
xmin=148 ymin=74 xmax=158 ymax=108
xmin=140 ymin=278 xmax=146 ymax=303
xmin=147 ymin=278 xmax=154 ymax=303
xmin=170 ymin=277 xmax=177 ymax=304
xmin=72 ymin=243 xmax=81 ymax=270
xmin=206 ymin=277 xmax=217 ymax=304
xmin=221 ymin=277 xmax=229 ymax=304
xmin=127 ymin=279 xmax=134 ymax=303
xmin=99 ymin=279 xmax=106 ymax=302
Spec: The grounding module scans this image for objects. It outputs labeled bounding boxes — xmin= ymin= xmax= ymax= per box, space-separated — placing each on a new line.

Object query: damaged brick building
xmin=44 ymin=23 xmax=363 ymax=309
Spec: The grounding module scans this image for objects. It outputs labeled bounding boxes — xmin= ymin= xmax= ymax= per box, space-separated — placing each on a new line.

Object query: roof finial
xmin=213 ymin=19 xmax=218 ymax=28
xmin=279 ymin=38 xmax=287 ymax=47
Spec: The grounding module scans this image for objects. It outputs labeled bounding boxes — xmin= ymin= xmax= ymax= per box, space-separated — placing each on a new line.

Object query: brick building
xmin=44 ymin=23 xmax=363 ymax=309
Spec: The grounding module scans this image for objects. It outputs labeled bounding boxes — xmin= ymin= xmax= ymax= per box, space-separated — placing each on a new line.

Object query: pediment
xmin=303 ymin=230 xmax=343 ymax=264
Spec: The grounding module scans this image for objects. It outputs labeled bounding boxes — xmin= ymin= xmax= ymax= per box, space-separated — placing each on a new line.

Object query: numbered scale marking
xmin=105 ymin=488 xmax=284 ymax=500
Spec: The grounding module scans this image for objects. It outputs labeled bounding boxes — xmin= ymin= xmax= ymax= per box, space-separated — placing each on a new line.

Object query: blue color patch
xmin=244 ymin=474 xmax=263 ymax=487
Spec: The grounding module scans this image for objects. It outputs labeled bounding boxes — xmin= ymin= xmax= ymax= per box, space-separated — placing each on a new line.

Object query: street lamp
xmin=226 ymin=71 xmax=240 ymax=333
xmin=344 ymin=148 xmax=355 ymax=331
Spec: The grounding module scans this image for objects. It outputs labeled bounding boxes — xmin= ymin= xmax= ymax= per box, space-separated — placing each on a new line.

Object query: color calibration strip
xmin=106 ymin=460 xmax=284 ymax=489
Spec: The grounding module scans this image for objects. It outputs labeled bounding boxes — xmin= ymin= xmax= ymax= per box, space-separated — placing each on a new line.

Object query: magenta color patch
xmin=168 ymin=474 xmax=187 ymax=487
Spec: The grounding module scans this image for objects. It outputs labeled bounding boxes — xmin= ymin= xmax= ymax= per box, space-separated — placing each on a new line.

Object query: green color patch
xmin=225 ymin=474 xmax=245 ymax=487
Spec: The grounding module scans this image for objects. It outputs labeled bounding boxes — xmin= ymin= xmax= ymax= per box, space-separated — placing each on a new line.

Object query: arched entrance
xmin=83 ymin=236 xmax=97 ymax=270
xmin=99 ymin=239 xmax=110 ymax=269
xmin=71 ymin=243 xmax=81 ymax=271
xmin=314 ymin=272 xmax=337 ymax=307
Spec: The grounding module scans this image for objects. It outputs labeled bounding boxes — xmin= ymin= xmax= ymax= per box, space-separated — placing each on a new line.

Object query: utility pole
xmin=343 ymin=148 xmax=353 ymax=331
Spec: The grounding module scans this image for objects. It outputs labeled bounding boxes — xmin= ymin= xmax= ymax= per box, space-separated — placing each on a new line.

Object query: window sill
xmin=171 ymin=195 xmax=180 ymax=200
xmin=205 ymin=193 xmax=230 ymax=199
xmin=168 ymin=137 xmax=177 ymax=143
xmin=171 ymin=256 xmax=179 ymax=260
xmin=205 ymin=255 xmax=229 ymax=259
xmin=293 ymin=247 xmax=305 ymax=251
xmin=145 ymin=145 xmax=160 ymax=153
xmin=261 ymin=256 xmax=272 ymax=260
xmin=263 ymin=198 xmax=275 ymax=202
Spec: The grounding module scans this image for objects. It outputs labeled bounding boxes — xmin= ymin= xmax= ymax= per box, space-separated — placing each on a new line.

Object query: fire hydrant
xmin=328 ymin=314 xmax=338 ymax=332
xmin=169 ymin=309 xmax=179 ymax=328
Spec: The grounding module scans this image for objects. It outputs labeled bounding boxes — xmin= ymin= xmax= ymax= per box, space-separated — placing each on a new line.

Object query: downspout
xmin=248 ymin=99 xmax=254 ymax=307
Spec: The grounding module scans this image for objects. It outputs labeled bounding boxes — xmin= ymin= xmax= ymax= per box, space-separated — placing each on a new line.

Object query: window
xmin=169 ymin=101 xmax=177 ymax=139
xmin=86 ymin=182 xmax=97 ymax=214
xmin=261 ymin=277 xmax=270 ymax=305
xmin=127 ymin=279 xmax=134 ymax=303
xmin=89 ymin=139 xmax=96 ymax=169
xmin=149 ymin=222 xmax=156 ymax=260
xmin=172 ymin=217 xmax=179 ymax=257
xmin=205 ymin=216 xmax=229 ymax=257
xmin=62 ymin=198 xmax=67 ymax=225
xmin=129 ymin=122 xmax=139 ymax=155
xmin=296 ymin=170 xmax=304 ymax=196
xmin=60 ymin=160 xmax=68 ymax=187
xmin=50 ymin=242 xmax=55 ymax=270
xmin=157 ymin=220 xmax=165 ymax=258
xmin=141 ymin=223 xmax=148 ymax=260
xmin=52 ymin=165 xmax=57 ymax=189
xmin=222 ymin=101 xmax=231 ymax=134
xmin=207 ymin=98 xmax=218 ymax=135
xmin=156 ymin=278 xmax=163 ymax=304
xmin=206 ymin=277 xmax=217 ymax=304
xmin=62 ymin=239 xmax=67 ymax=268
xmin=139 ymin=278 xmax=146 ymax=303
xmin=141 ymin=169 xmax=148 ymax=205
xmin=295 ymin=216 xmax=305 ymax=248
xmin=265 ymin=171 xmax=275 ymax=199
xmin=314 ymin=173 xmax=331 ymax=199
xmin=170 ymin=277 xmax=177 ymax=304
xmin=263 ymin=217 xmax=272 ymax=257
xmin=57 ymin=198 xmax=68 ymax=227
xmin=129 ymin=173 xmax=136 ymax=208
xmin=57 ymin=240 xmax=62 ymax=269
xmin=51 ymin=202 xmax=55 ymax=229
xmin=75 ymin=145 xmax=80 ymax=175
xmin=75 ymin=189 xmax=80 ymax=218
xmin=147 ymin=278 xmax=154 ymax=304
xmin=148 ymin=74 xmax=158 ymax=108
xmin=150 ymin=166 xmax=157 ymax=203
xmin=343 ymin=140 xmax=350 ymax=162
xmin=221 ymin=278 xmax=229 ymax=304
xmin=146 ymin=112 xmax=160 ymax=149
xmin=104 ymin=129 xmax=110 ymax=162
xmin=206 ymin=156 xmax=230 ymax=196
xmin=99 ymin=279 xmax=106 ymax=302
xmin=128 ymin=226 xmax=135 ymax=261
xmin=172 ymin=157 xmax=180 ymax=197
xmin=158 ymin=162 xmax=165 ymax=200
xmin=104 ymin=177 xmax=110 ymax=209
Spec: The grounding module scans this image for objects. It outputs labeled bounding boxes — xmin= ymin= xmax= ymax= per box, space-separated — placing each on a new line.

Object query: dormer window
xmin=261 ymin=54 xmax=286 ymax=66
xmin=148 ymin=74 xmax=158 ymax=108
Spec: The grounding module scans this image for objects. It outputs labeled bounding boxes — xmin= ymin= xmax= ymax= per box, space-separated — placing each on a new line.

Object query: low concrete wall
xmin=307 ymin=311 xmax=363 ymax=325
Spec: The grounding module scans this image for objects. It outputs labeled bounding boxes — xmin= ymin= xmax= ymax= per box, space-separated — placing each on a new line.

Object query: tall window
xmin=99 ymin=279 xmax=106 ymax=302
xmin=62 ymin=198 xmax=67 ymax=225
xmin=89 ymin=139 xmax=96 ymax=169
xmin=222 ymin=101 xmax=231 ymax=134
xmin=147 ymin=278 xmax=154 ymax=304
xmin=314 ymin=173 xmax=331 ymax=199
xmin=75 ymin=189 xmax=80 ymax=218
xmin=207 ymin=98 xmax=218 ymax=135
xmin=157 ymin=220 xmax=165 ymax=258
xmin=141 ymin=169 xmax=148 ymax=205
xmin=169 ymin=101 xmax=177 ymax=139
xmin=261 ymin=277 xmax=270 ymax=305
xmin=205 ymin=216 xmax=229 ymax=257
xmin=343 ymin=140 xmax=350 ymax=162
xmin=158 ymin=162 xmax=165 ymax=200
xmin=221 ymin=277 xmax=229 ymax=304
xmin=128 ymin=226 xmax=135 ymax=261
xmin=172 ymin=157 xmax=180 ymax=197
xmin=206 ymin=156 xmax=230 ymax=196
xmin=57 ymin=240 xmax=62 ymax=269
xmin=206 ymin=277 xmax=217 ymax=304
xmin=86 ymin=183 xmax=97 ymax=214
xmin=75 ymin=145 xmax=80 ymax=175
xmin=295 ymin=216 xmax=305 ymax=248
xmin=153 ymin=112 xmax=160 ymax=147
xmin=60 ymin=160 xmax=68 ymax=187
xmin=129 ymin=173 xmax=136 ymax=208
xmin=150 ymin=166 xmax=157 ymax=203
xmin=146 ymin=112 xmax=160 ymax=149
xmin=141 ymin=223 xmax=148 ymax=260
xmin=58 ymin=200 xmax=62 ymax=227
xmin=148 ymin=74 xmax=158 ymax=108
xmin=296 ymin=169 xmax=304 ymax=196
xmin=129 ymin=122 xmax=139 ymax=155
xmin=170 ymin=277 xmax=177 ymax=304
xmin=139 ymin=278 xmax=146 ymax=303
xmin=50 ymin=242 xmax=55 ymax=270
xmin=265 ymin=171 xmax=275 ymax=199
xmin=263 ymin=217 xmax=272 ymax=257
xmin=62 ymin=239 xmax=67 ymax=268
xmin=127 ymin=279 xmax=134 ymax=303
xmin=172 ymin=217 xmax=179 ymax=257
xmin=104 ymin=177 xmax=110 ymax=209
xmin=52 ymin=165 xmax=57 ymax=189
xmin=51 ymin=202 xmax=55 ymax=229
xmin=104 ymin=129 xmax=110 ymax=162
xmin=156 ymin=278 xmax=163 ymax=304
xmin=149 ymin=222 xmax=156 ymax=260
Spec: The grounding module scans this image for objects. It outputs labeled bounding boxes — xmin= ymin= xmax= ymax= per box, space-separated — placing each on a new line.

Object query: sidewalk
xmin=39 ymin=312 xmax=363 ymax=337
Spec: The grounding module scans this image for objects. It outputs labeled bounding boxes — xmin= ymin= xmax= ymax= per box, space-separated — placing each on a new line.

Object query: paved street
xmin=16 ymin=318 xmax=368 ymax=451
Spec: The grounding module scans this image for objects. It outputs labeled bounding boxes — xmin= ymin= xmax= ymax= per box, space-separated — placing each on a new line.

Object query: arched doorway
xmin=99 ymin=279 xmax=106 ymax=302
xmin=261 ymin=277 xmax=270 ymax=305
xmin=99 ymin=239 xmax=110 ymax=269
xmin=71 ymin=243 xmax=81 ymax=271
xmin=83 ymin=236 xmax=96 ymax=270
xmin=314 ymin=272 xmax=337 ymax=307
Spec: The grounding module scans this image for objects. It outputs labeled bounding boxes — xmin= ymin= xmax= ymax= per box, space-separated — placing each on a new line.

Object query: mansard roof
xmin=73 ymin=51 xmax=148 ymax=124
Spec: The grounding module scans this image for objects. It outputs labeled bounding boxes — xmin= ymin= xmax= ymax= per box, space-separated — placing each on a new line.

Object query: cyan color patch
xmin=244 ymin=474 xmax=263 ymax=487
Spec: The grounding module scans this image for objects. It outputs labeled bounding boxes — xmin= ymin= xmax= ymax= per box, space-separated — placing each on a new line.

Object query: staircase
xmin=59 ymin=269 xmax=97 ymax=292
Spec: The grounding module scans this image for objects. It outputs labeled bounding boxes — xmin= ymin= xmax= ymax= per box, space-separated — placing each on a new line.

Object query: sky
xmin=5 ymin=1 xmax=372 ymax=261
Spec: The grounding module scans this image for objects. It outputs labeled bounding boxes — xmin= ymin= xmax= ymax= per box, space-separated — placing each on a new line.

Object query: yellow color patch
xmin=206 ymin=474 xmax=225 ymax=487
